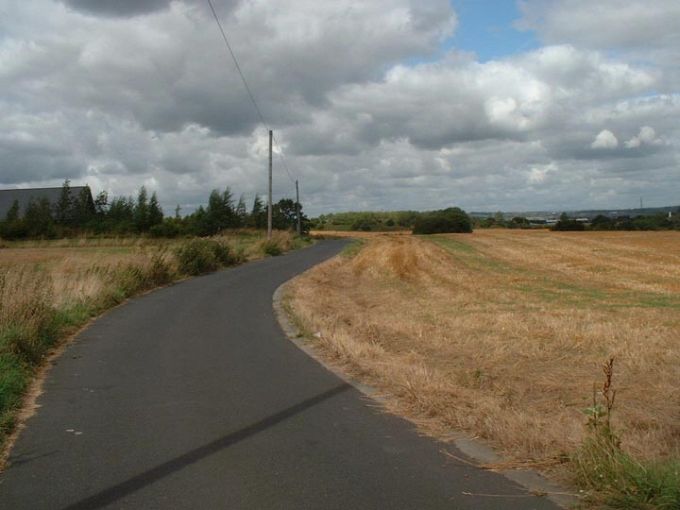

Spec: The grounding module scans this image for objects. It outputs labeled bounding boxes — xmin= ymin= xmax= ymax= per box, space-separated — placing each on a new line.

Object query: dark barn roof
xmin=0 ymin=186 xmax=90 ymax=219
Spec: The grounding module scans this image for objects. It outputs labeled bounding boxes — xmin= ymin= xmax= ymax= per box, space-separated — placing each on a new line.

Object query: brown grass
xmin=287 ymin=230 xmax=680 ymax=478
xmin=0 ymin=231 xmax=301 ymax=307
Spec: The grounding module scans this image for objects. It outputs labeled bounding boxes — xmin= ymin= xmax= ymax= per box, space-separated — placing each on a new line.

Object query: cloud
xmin=591 ymin=130 xmax=619 ymax=149
xmin=61 ymin=0 xmax=174 ymax=17
xmin=624 ymin=126 xmax=663 ymax=148
xmin=518 ymin=0 xmax=680 ymax=50
xmin=0 ymin=0 xmax=679 ymax=215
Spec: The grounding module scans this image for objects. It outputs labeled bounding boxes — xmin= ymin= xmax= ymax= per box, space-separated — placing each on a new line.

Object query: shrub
xmin=552 ymin=213 xmax=585 ymax=231
xmin=412 ymin=207 xmax=472 ymax=234
xmin=175 ymin=238 xmax=234 ymax=275
xmin=149 ymin=220 xmax=181 ymax=238
xmin=262 ymin=239 xmax=283 ymax=256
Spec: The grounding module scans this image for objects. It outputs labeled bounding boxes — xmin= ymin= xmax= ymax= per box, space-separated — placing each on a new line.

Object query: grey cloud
xmin=1 ymin=0 xmax=679 ymax=215
xmin=518 ymin=0 xmax=680 ymax=50
xmin=61 ymin=0 xmax=174 ymax=17
xmin=0 ymin=140 xmax=83 ymax=184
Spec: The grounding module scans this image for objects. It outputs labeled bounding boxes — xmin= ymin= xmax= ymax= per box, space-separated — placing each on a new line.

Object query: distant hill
xmin=470 ymin=205 xmax=680 ymax=220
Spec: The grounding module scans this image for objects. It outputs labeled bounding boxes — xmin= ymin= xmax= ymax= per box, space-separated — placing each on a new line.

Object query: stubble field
xmin=287 ymin=230 xmax=680 ymax=495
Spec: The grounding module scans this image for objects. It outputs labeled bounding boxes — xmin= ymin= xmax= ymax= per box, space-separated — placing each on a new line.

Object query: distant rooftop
xmin=0 ymin=186 xmax=90 ymax=219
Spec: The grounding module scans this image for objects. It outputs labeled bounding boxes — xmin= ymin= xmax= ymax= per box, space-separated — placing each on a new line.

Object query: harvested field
xmin=287 ymin=230 xmax=680 ymax=479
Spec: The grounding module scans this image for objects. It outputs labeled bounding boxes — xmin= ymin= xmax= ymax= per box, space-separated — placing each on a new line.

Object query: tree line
xmin=311 ymin=208 xmax=473 ymax=234
xmin=0 ymin=180 xmax=309 ymax=239
xmin=473 ymin=211 xmax=680 ymax=231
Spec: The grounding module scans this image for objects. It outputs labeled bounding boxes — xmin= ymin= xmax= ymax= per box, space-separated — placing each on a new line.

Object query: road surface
xmin=0 ymin=240 xmax=558 ymax=509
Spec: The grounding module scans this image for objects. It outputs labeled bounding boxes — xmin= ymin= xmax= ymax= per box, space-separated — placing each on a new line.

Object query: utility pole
xmin=267 ymin=129 xmax=273 ymax=240
xmin=295 ymin=180 xmax=301 ymax=236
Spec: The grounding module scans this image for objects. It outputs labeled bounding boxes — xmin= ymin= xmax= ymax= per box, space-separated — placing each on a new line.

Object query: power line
xmin=206 ymin=0 xmax=297 ymax=186
xmin=272 ymin=133 xmax=296 ymax=183
xmin=206 ymin=0 xmax=266 ymax=127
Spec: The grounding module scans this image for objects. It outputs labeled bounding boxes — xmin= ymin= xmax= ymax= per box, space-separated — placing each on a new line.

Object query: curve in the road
xmin=0 ymin=240 xmax=559 ymax=509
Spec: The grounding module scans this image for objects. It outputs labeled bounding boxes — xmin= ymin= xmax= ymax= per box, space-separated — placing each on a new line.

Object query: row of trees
xmin=589 ymin=213 xmax=680 ymax=231
xmin=311 ymin=208 xmax=474 ymax=233
xmin=313 ymin=210 xmax=425 ymax=232
xmin=0 ymin=181 xmax=308 ymax=239
xmin=552 ymin=212 xmax=680 ymax=231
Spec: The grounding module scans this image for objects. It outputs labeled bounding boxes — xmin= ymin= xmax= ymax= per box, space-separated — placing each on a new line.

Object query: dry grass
xmin=0 ymin=243 xmax=163 ymax=308
xmin=287 ymin=230 xmax=680 ymax=479
xmin=0 ymin=231 xmax=302 ymax=306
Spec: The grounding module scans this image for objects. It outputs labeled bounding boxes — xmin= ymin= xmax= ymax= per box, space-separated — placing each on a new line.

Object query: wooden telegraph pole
xmin=267 ymin=130 xmax=273 ymax=240
xmin=295 ymin=180 xmax=301 ymax=236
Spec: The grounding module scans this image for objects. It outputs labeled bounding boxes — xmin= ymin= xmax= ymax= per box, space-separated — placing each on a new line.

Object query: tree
xmin=205 ymin=187 xmax=236 ymax=234
xmin=552 ymin=213 xmax=585 ymax=231
xmin=509 ymin=216 xmax=530 ymax=229
xmin=272 ymin=199 xmax=297 ymax=230
xmin=493 ymin=211 xmax=506 ymax=227
xmin=24 ymin=197 xmax=55 ymax=238
xmin=55 ymin=179 xmax=73 ymax=225
xmin=249 ymin=195 xmax=266 ymax=229
xmin=591 ymin=215 xmax=613 ymax=230
xmin=72 ymin=186 xmax=96 ymax=226
xmin=94 ymin=191 xmax=109 ymax=217
xmin=412 ymin=207 xmax=472 ymax=234
xmin=188 ymin=205 xmax=210 ymax=236
xmin=0 ymin=200 xmax=26 ymax=239
xmin=107 ymin=196 xmax=135 ymax=233
xmin=148 ymin=192 xmax=164 ymax=228
xmin=236 ymin=194 xmax=247 ymax=227
xmin=134 ymin=186 xmax=149 ymax=232
xmin=5 ymin=199 xmax=20 ymax=222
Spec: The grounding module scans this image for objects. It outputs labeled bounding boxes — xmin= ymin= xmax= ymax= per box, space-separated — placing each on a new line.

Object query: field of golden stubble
xmin=287 ymin=229 xmax=680 ymax=474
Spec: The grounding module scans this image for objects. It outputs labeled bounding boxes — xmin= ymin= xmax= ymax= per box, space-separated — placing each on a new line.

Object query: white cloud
xmin=591 ymin=130 xmax=619 ymax=149
xmin=527 ymin=163 xmax=557 ymax=185
xmin=624 ymin=126 xmax=663 ymax=148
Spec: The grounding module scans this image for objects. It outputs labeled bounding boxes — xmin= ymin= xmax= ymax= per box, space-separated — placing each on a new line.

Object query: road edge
xmin=273 ymin=279 xmax=579 ymax=510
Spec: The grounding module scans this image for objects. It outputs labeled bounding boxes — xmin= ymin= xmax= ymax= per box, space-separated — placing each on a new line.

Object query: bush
xmin=551 ymin=213 xmax=585 ymax=231
xmin=175 ymin=239 xmax=235 ymax=275
xmin=262 ymin=239 xmax=283 ymax=256
xmin=412 ymin=207 xmax=472 ymax=234
xmin=149 ymin=220 xmax=181 ymax=238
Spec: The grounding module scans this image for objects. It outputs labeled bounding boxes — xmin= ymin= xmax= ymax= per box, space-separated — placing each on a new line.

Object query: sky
xmin=1 ymin=0 xmax=679 ymax=215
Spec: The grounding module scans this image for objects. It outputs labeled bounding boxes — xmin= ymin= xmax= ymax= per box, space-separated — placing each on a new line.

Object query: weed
xmin=175 ymin=238 xmax=235 ymax=275
xmin=573 ymin=357 xmax=680 ymax=508
xmin=263 ymin=241 xmax=283 ymax=256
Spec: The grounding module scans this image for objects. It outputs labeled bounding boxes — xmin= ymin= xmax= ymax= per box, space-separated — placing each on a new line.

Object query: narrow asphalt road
xmin=0 ymin=240 xmax=558 ymax=509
